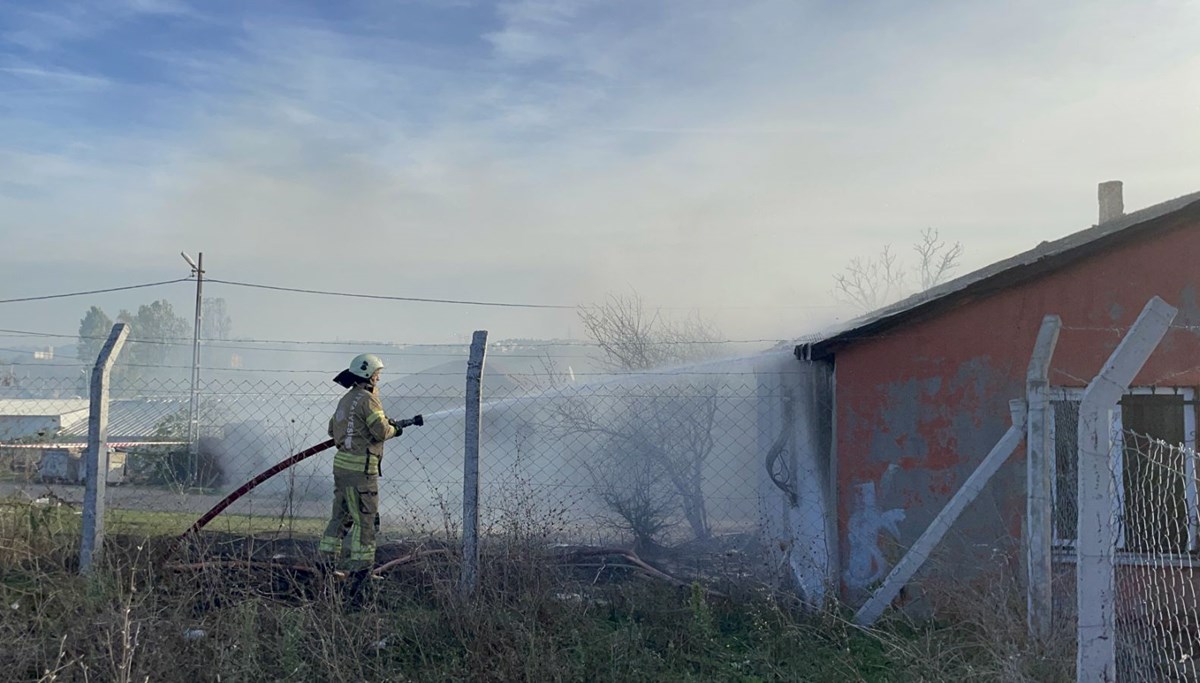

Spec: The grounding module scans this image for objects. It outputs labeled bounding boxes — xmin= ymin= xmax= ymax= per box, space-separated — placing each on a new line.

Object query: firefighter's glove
xmin=388 ymin=419 xmax=404 ymax=437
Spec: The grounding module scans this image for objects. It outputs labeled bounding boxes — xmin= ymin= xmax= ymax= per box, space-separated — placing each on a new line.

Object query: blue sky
xmin=1 ymin=0 xmax=1199 ymax=345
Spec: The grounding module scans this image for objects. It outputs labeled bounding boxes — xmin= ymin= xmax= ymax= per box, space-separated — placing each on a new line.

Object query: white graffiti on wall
xmin=846 ymin=474 xmax=905 ymax=590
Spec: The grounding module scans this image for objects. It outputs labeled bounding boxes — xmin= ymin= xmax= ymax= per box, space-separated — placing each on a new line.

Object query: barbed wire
xmin=1050 ymin=368 xmax=1094 ymax=385
xmin=0 ymin=358 xmax=787 ymax=378
xmin=0 ymin=343 xmax=604 ymax=361
xmin=0 ymin=326 xmax=797 ymax=351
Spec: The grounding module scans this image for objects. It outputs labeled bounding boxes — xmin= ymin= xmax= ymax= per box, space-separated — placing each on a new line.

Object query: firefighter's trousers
xmin=318 ymin=469 xmax=380 ymax=565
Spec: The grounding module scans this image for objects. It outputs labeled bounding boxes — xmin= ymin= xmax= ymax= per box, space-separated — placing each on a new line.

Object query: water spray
xmin=173 ymin=342 xmax=786 ymax=552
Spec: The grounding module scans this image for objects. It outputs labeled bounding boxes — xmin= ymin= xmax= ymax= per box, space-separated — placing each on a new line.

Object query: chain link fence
xmin=1049 ymin=392 xmax=1200 ymax=680
xmin=1111 ymin=430 xmax=1200 ymax=681
xmin=0 ymin=364 xmax=775 ymax=577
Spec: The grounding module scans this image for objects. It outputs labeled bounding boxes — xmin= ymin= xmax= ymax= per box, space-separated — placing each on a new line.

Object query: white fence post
xmin=459 ymin=330 xmax=487 ymax=597
xmin=1026 ymin=315 xmax=1061 ymax=641
xmin=80 ymin=323 xmax=129 ymax=574
xmin=854 ymin=399 xmax=1027 ymax=626
xmin=1076 ymin=296 xmax=1176 ymax=682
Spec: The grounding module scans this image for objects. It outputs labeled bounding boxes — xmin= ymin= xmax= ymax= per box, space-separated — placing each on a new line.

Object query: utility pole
xmin=182 ymin=251 xmax=204 ymax=485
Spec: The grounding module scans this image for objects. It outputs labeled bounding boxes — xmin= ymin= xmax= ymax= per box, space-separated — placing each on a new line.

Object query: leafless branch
xmin=913 ymin=227 xmax=964 ymax=290
xmin=577 ymin=291 xmax=722 ymax=371
xmin=833 ymin=244 xmax=904 ymax=311
xmin=834 ymin=231 xmax=965 ymax=312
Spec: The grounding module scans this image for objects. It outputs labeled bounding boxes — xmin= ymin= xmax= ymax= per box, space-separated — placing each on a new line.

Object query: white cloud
xmin=120 ymin=0 xmax=194 ymax=16
xmin=2 ymin=0 xmax=1200 ymax=342
xmin=0 ymin=65 xmax=110 ymax=88
xmin=486 ymin=0 xmax=593 ymax=64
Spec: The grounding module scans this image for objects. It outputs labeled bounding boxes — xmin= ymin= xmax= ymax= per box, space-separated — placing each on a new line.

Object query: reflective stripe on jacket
xmin=328 ymin=385 xmax=395 ymax=474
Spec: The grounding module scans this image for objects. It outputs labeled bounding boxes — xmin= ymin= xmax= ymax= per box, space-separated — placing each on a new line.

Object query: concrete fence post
xmin=459 ymin=330 xmax=487 ymax=597
xmin=1076 ymin=296 xmax=1176 ymax=682
xmin=80 ymin=323 xmax=129 ymax=574
xmin=1025 ymin=315 xmax=1061 ymax=641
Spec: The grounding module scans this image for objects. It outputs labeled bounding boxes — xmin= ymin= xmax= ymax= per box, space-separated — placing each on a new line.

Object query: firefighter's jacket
xmin=328 ymin=384 xmax=396 ymax=475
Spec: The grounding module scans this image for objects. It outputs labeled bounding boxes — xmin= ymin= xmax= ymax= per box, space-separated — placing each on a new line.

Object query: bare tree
xmin=913 ymin=228 xmax=964 ymax=290
xmin=832 ymin=244 xmax=905 ymax=311
xmin=587 ymin=439 xmax=678 ymax=555
xmin=554 ymin=384 xmax=719 ymax=545
xmin=552 ymin=292 xmax=723 ymax=547
xmin=637 ymin=388 xmax=718 ymax=542
xmin=578 ymin=291 xmax=722 ymax=371
xmin=834 ymin=231 xmax=964 ymax=311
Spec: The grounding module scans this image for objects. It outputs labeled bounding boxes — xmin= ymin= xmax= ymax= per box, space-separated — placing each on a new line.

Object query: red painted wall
xmin=834 ymin=212 xmax=1200 ymax=598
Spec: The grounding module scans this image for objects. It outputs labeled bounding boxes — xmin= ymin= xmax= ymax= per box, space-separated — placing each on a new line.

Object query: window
xmin=1050 ymin=388 xmax=1198 ymax=554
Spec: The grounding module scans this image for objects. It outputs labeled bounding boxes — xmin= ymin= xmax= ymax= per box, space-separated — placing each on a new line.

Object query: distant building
xmin=0 ymin=397 xmax=189 ymax=480
xmin=0 ymin=399 xmax=90 ymax=442
xmin=36 ymin=447 xmax=127 ymax=484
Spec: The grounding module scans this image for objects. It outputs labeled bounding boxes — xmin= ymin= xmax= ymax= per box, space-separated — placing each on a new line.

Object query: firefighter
xmin=318 ymin=353 xmax=405 ymax=568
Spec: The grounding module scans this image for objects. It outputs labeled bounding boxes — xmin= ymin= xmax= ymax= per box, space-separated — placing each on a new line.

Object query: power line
xmin=207 ymin=278 xmax=577 ymax=309
xmin=0 ymin=274 xmax=574 ymax=310
xmin=0 ymin=278 xmax=190 ymax=305
xmin=0 ymin=327 xmax=402 ymax=347
xmin=208 ymin=277 xmax=843 ymax=311
xmin=0 ymin=272 xmax=845 ymax=317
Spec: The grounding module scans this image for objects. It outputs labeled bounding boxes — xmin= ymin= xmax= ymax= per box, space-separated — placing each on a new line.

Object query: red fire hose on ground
xmin=176 ymin=438 xmax=335 ymax=543
xmin=175 ymin=414 xmax=424 ymax=549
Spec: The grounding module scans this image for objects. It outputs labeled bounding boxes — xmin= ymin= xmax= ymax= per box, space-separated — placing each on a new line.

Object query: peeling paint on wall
xmin=831 ymin=213 xmax=1200 ymax=598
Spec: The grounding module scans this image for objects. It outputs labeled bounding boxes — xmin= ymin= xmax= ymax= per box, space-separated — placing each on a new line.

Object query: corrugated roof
xmin=797 ymin=190 xmax=1200 ymax=361
xmin=57 ymin=398 xmax=188 ymax=440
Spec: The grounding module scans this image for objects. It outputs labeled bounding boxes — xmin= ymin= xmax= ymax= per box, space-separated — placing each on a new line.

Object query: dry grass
xmin=0 ymin=496 xmax=1076 ymax=682
xmin=870 ymin=547 xmax=1076 ymax=683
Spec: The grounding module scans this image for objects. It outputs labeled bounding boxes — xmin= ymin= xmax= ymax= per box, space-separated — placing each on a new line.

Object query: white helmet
xmin=348 ymin=353 xmax=385 ymax=379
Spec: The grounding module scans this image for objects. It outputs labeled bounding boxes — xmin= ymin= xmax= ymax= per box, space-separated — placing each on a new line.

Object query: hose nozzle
xmin=396 ymin=414 xmax=424 ymax=429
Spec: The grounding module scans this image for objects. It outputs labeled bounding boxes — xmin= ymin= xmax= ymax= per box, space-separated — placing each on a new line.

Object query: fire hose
xmin=175 ymin=414 xmax=424 ymax=547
